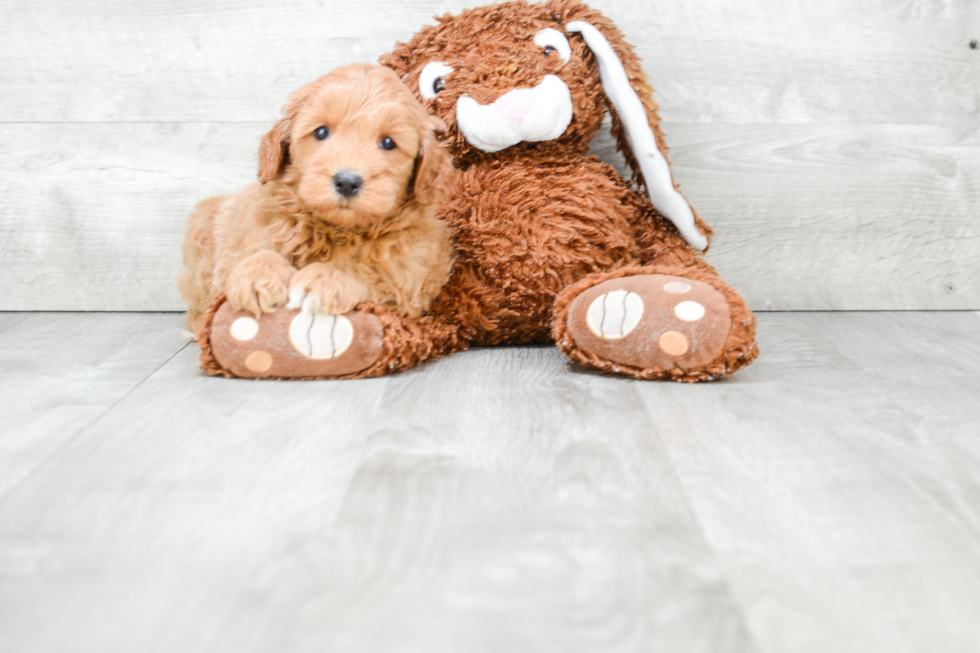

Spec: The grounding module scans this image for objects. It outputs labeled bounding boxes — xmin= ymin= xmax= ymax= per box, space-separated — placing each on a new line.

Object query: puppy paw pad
xmin=674 ymin=300 xmax=705 ymax=322
xmin=289 ymin=312 xmax=354 ymax=359
xmin=585 ymin=289 xmax=644 ymax=339
xmin=230 ymin=317 xmax=260 ymax=341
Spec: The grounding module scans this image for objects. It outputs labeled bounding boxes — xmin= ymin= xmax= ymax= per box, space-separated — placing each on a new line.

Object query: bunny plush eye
xmin=419 ymin=62 xmax=454 ymax=100
xmin=533 ymin=28 xmax=571 ymax=63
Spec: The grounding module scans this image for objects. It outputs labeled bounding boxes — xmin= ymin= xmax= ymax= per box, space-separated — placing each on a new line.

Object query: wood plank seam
xmin=0 ymin=340 xmax=193 ymax=506
xmin=629 ymin=384 xmax=765 ymax=653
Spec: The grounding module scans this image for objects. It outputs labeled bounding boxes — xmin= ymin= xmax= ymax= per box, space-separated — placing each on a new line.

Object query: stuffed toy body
xmin=200 ymin=0 xmax=758 ymax=381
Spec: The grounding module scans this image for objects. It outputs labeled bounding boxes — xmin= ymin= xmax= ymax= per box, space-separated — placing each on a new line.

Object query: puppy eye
xmin=543 ymin=46 xmax=556 ymax=56
xmin=380 ymin=136 xmax=397 ymax=150
xmin=313 ymin=126 xmax=329 ymax=140
xmin=419 ymin=62 xmax=454 ymax=100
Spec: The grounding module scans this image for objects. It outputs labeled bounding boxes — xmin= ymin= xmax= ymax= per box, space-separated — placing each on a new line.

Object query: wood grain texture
xmin=2 ymin=311 xmax=980 ymax=651
xmin=0 ymin=123 xmax=264 ymax=311
xmin=637 ymin=311 xmax=980 ymax=653
xmin=2 ymin=122 xmax=976 ymax=310
xmin=1 ymin=0 xmax=976 ymax=124
xmin=0 ymin=322 xmax=754 ymax=653
xmin=668 ymin=125 xmax=980 ymax=310
xmin=0 ymin=313 xmax=188 ymax=499
xmin=2 ymin=0 xmax=978 ymax=311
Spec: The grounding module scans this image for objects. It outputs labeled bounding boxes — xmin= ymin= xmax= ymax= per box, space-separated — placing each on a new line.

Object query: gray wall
xmin=2 ymin=0 xmax=977 ymax=311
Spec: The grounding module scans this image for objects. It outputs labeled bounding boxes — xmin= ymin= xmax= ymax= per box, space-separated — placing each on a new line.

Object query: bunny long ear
xmin=566 ymin=21 xmax=708 ymax=251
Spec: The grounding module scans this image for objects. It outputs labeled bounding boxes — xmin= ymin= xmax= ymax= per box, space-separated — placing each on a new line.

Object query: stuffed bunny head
xmin=381 ymin=0 xmax=709 ymax=250
xmin=384 ymin=0 xmax=618 ymax=161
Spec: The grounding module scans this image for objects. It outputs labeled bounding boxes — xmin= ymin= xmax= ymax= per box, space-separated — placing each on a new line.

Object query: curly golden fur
xmin=178 ymin=64 xmax=454 ymax=332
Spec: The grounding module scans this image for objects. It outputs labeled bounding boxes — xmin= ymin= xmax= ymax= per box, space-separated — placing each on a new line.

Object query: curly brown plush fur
xmin=198 ymin=0 xmax=759 ymax=382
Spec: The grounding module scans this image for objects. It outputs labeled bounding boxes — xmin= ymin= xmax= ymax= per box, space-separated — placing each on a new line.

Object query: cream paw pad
xmin=207 ymin=300 xmax=383 ymax=379
xmin=567 ymin=274 xmax=732 ymax=372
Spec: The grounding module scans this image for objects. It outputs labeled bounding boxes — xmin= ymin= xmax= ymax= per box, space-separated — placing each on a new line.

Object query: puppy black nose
xmin=333 ymin=172 xmax=363 ymax=198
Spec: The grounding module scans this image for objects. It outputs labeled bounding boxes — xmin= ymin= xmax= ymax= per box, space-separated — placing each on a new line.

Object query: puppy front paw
xmin=225 ymin=251 xmax=297 ymax=317
xmin=287 ymin=263 xmax=370 ymax=314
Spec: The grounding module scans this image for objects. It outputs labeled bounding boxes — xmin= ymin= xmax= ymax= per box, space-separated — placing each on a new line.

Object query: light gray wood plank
xmin=1 ymin=0 xmax=977 ymax=124
xmin=0 ymin=340 xmax=754 ymax=653
xmin=3 ymin=122 xmax=977 ymax=311
xmin=0 ymin=122 xmax=264 ymax=311
xmin=1 ymin=311 xmax=979 ymax=652
xmin=635 ymin=312 xmax=980 ymax=653
xmin=0 ymin=312 xmax=187 ymax=499
xmin=2 ymin=1 xmax=978 ymax=312
xmin=0 ymin=313 xmax=33 ymax=333
xmin=645 ymin=0 xmax=980 ymax=127
xmin=669 ymin=124 xmax=980 ymax=311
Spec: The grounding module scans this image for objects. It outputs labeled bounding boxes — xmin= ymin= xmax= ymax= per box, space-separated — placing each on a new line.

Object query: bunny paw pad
xmin=208 ymin=302 xmax=382 ymax=378
xmin=566 ymin=274 xmax=732 ymax=373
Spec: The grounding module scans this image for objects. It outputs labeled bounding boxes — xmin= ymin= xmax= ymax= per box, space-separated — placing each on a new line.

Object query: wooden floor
xmin=1 ymin=310 xmax=979 ymax=653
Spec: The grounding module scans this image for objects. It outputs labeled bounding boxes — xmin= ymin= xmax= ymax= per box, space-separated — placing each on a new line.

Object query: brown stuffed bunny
xmin=199 ymin=0 xmax=758 ymax=381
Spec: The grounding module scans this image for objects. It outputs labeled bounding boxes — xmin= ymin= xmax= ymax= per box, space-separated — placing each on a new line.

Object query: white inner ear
xmin=419 ymin=62 xmax=453 ymax=100
xmin=533 ymin=28 xmax=571 ymax=63
xmin=566 ymin=22 xmax=708 ymax=251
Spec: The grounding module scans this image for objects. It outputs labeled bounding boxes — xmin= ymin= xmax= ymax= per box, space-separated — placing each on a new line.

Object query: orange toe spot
xmin=659 ymin=330 xmax=689 ymax=356
xmin=245 ymin=350 xmax=273 ymax=373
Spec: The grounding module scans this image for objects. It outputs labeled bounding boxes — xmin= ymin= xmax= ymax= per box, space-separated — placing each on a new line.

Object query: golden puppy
xmin=178 ymin=64 xmax=454 ymax=333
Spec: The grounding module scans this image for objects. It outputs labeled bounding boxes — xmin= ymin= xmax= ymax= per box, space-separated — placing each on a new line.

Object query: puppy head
xmin=258 ymin=64 xmax=452 ymax=229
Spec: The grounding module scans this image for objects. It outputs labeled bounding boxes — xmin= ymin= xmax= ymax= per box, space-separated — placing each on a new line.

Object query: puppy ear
xmin=565 ymin=15 xmax=710 ymax=250
xmin=257 ymin=80 xmax=317 ymax=184
xmin=258 ymin=119 xmax=290 ymax=183
xmin=413 ymin=118 xmax=454 ymax=206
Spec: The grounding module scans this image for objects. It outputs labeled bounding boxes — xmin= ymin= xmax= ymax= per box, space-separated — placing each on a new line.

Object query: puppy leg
xmin=225 ymin=250 xmax=297 ymax=317
xmin=287 ymin=263 xmax=371 ymax=315
xmin=178 ymin=195 xmax=224 ymax=333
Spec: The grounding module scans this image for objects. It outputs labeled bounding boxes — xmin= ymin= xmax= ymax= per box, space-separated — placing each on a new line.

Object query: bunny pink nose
xmin=493 ymin=88 xmax=534 ymax=125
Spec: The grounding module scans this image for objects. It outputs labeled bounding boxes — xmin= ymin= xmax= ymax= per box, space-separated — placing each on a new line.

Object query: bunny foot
xmin=554 ymin=268 xmax=757 ymax=382
xmin=201 ymin=299 xmax=384 ymax=379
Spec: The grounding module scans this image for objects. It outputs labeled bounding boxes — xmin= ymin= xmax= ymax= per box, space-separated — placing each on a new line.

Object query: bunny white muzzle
xmin=455 ymin=75 xmax=573 ymax=153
